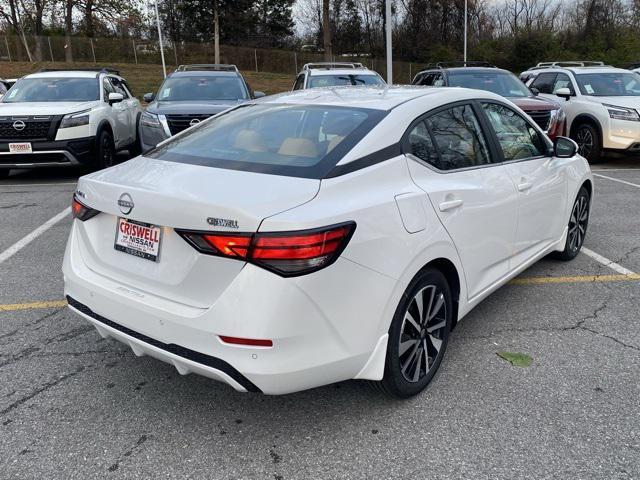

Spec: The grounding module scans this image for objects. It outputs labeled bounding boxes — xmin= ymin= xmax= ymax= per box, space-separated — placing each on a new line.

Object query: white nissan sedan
xmin=63 ymin=87 xmax=592 ymax=397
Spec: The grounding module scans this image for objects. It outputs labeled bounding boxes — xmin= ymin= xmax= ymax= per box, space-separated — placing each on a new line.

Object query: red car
xmin=412 ymin=62 xmax=566 ymax=139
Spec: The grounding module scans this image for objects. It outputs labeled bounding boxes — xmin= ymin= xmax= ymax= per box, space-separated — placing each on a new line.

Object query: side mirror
xmin=530 ymin=87 xmax=540 ymax=96
xmin=253 ymin=91 xmax=266 ymax=98
xmin=554 ymin=136 xmax=578 ymax=158
xmin=108 ymin=92 xmax=124 ymax=105
xmin=143 ymin=92 xmax=155 ymax=103
xmin=555 ymin=87 xmax=572 ymax=100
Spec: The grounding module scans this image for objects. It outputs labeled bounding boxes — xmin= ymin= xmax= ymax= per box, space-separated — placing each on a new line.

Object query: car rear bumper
xmin=0 ymin=137 xmax=95 ymax=168
xmin=62 ymin=221 xmax=396 ymax=394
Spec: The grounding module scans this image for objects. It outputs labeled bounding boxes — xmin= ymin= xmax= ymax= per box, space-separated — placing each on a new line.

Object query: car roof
xmin=532 ymin=66 xmax=631 ymax=75
xmin=169 ymin=70 xmax=240 ymax=78
xmin=306 ymin=68 xmax=378 ymax=76
xmin=255 ymin=85 xmax=504 ymax=111
xmin=24 ymin=70 xmax=110 ymax=79
xmin=418 ymin=66 xmax=510 ymax=74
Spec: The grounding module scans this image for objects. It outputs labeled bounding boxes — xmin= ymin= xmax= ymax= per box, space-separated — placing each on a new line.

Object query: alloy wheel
xmin=398 ymin=285 xmax=447 ymax=383
xmin=568 ymin=194 xmax=589 ymax=252
xmin=575 ymin=127 xmax=593 ymax=158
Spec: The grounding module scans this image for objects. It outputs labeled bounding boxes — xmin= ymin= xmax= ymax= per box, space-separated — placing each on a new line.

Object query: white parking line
xmin=593 ymin=173 xmax=640 ymax=189
xmin=581 ymin=247 xmax=637 ymax=276
xmin=0 ymin=182 xmax=78 ymax=187
xmin=0 ymin=207 xmax=71 ymax=265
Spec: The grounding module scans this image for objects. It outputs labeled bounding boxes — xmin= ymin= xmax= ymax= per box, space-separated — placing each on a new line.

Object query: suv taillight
xmin=71 ymin=194 xmax=100 ymax=221
xmin=178 ymin=222 xmax=356 ymax=277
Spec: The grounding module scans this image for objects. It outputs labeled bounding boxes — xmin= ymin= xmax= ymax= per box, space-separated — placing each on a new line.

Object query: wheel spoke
xmin=399 ymin=338 xmax=418 ymax=356
xmin=415 ymin=292 xmax=424 ymax=324
xmin=412 ymin=346 xmax=423 ymax=382
xmin=401 ymin=342 xmax=420 ymax=376
xmin=423 ymin=338 xmax=430 ymax=370
xmin=404 ymin=311 xmax=421 ymax=334
xmin=423 ymin=287 xmax=435 ymax=325
xmin=426 ymin=319 xmax=446 ymax=333
xmin=427 ymin=293 xmax=444 ymax=323
xmin=428 ymin=334 xmax=443 ymax=353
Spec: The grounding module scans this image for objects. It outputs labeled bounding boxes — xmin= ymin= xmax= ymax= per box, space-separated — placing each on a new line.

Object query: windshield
xmin=447 ymin=71 xmax=531 ymax=97
xmin=2 ymin=77 xmax=99 ymax=102
xmin=308 ymin=74 xmax=384 ymax=88
xmin=147 ymin=104 xmax=385 ymax=179
xmin=575 ymin=73 xmax=640 ymax=96
xmin=157 ymin=75 xmax=248 ymax=101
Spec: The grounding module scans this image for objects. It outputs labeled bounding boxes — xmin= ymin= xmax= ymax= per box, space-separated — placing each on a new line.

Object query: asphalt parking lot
xmin=0 ymin=158 xmax=639 ymax=480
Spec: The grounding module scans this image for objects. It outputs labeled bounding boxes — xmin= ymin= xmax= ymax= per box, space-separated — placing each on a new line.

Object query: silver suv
xmin=521 ymin=62 xmax=640 ymax=163
xmin=292 ymin=62 xmax=385 ymax=90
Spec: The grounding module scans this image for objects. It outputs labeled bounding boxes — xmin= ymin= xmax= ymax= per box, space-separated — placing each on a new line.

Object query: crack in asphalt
xmin=107 ymin=434 xmax=151 ymax=473
xmin=0 ymin=309 xmax=64 ymax=348
xmin=0 ymin=365 xmax=87 ymax=416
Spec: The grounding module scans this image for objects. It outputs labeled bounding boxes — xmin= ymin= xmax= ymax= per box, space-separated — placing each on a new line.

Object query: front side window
xmin=530 ymin=73 xmax=557 ymax=94
xmin=576 ymin=72 xmax=640 ymax=96
xmin=307 ymin=74 xmax=384 ymax=88
xmin=416 ymin=73 xmax=434 ymax=86
xmin=425 ymin=104 xmax=491 ymax=170
xmin=147 ymin=104 xmax=385 ymax=179
xmin=156 ymin=75 xmax=249 ymax=101
xmin=552 ymin=73 xmax=575 ymax=95
xmin=2 ymin=77 xmax=100 ymax=103
xmin=447 ymin=71 xmax=531 ymax=97
xmin=103 ymin=78 xmax=115 ymax=102
xmin=482 ymin=103 xmax=548 ymax=161
xmin=109 ymin=77 xmax=130 ymax=98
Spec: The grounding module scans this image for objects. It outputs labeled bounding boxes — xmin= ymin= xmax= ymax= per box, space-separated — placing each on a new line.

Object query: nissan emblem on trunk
xmin=118 ymin=193 xmax=135 ymax=215
xmin=12 ymin=120 xmax=26 ymax=131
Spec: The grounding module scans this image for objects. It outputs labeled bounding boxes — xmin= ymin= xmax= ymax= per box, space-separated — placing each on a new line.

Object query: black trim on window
xmin=66 ymin=295 xmax=262 ymax=393
xmin=324 ymin=142 xmax=402 ymax=178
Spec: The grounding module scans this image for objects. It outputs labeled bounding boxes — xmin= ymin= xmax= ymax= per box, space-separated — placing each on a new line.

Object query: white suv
xmin=292 ymin=62 xmax=386 ymax=90
xmin=525 ymin=64 xmax=640 ymax=163
xmin=0 ymin=68 xmax=142 ymax=178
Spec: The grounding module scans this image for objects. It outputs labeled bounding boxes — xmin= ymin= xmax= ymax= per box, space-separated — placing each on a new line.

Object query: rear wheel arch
xmin=422 ymin=258 xmax=461 ymax=329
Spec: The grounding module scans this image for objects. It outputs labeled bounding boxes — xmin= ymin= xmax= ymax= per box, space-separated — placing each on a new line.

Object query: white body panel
xmin=63 ymin=87 xmax=593 ymax=394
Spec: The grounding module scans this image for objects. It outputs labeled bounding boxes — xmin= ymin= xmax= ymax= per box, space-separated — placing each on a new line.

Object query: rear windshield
xmin=575 ymin=73 xmax=640 ymax=96
xmin=157 ymin=75 xmax=249 ymax=101
xmin=2 ymin=77 xmax=99 ymax=102
xmin=308 ymin=74 xmax=385 ymax=88
xmin=447 ymin=71 xmax=531 ymax=98
xmin=147 ymin=104 xmax=385 ymax=178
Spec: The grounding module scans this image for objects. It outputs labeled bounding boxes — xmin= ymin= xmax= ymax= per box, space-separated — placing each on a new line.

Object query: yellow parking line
xmin=510 ymin=274 xmax=640 ymax=285
xmin=0 ymin=300 xmax=67 ymax=312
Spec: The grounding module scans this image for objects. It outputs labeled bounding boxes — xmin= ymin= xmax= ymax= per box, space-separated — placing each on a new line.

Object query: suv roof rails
xmin=38 ymin=67 xmax=120 ymax=75
xmin=303 ymin=62 xmax=366 ymax=71
xmin=626 ymin=62 xmax=640 ymax=70
xmin=530 ymin=61 xmax=605 ymax=70
xmin=174 ymin=64 xmax=239 ymax=73
xmin=421 ymin=61 xmax=496 ymax=70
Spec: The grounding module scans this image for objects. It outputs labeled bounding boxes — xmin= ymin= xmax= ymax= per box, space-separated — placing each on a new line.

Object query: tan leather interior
xmin=326 ymin=135 xmax=345 ymax=153
xmin=233 ymin=129 xmax=268 ymax=152
xmin=278 ymin=138 xmax=319 ymax=158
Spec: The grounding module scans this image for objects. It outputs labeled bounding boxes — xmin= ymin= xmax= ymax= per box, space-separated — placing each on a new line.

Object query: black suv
xmin=139 ymin=64 xmax=264 ymax=151
xmin=412 ymin=62 xmax=565 ymax=139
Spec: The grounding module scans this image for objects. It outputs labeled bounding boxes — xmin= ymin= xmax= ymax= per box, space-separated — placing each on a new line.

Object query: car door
xmin=108 ymin=77 xmax=136 ymax=146
xmin=103 ymin=77 xmax=129 ymax=148
xmin=405 ymin=102 xmax=519 ymax=300
xmin=480 ymin=101 xmax=568 ymax=266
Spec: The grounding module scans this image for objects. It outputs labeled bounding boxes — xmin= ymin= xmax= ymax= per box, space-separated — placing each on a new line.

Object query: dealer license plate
xmin=9 ymin=142 xmax=32 ymax=153
xmin=114 ymin=218 xmax=162 ymax=262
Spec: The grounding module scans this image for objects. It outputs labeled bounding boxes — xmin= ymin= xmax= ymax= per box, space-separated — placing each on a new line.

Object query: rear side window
xmin=530 ymin=73 xmax=557 ymax=94
xmin=407 ymin=121 xmax=440 ymax=167
xmin=147 ymin=104 xmax=386 ymax=179
xmin=424 ymin=104 xmax=491 ymax=170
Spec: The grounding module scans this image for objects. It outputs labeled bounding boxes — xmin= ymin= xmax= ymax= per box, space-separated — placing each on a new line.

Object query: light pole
xmin=154 ymin=0 xmax=167 ymax=78
xmin=385 ymin=0 xmax=392 ymax=84
xmin=463 ymin=0 xmax=468 ymax=63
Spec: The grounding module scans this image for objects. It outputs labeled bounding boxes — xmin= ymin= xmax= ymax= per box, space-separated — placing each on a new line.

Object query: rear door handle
xmin=438 ymin=199 xmax=463 ymax=212
xmin=517 ymin=181 xmax=533 ymax=192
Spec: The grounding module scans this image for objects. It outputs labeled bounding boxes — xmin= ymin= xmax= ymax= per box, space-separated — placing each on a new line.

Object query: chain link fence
xmin=0 ymin=34 xmax=420 ymax=83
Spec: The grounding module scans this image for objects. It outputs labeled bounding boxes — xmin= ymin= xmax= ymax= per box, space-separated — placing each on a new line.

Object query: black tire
xmin=0 ymin=169 xmax=9 ymax=179
xmin=553 ymin=186 xmax=590 ymax=261
xmin=572 ymin=123 xmax=602 ymax=164
xmin=128 ymin=116 xmax=142 ymax=158
xmin=96 ymin=129 xmax=115 ymax=170
xmin=375 ymin=268 xmax=453 ymax=398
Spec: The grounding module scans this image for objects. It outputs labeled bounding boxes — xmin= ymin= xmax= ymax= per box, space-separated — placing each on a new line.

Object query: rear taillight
xmin=71 ymin=194 xmax=100 ymax=221
xmin=178 ymin=222 xmax=356 ymax=277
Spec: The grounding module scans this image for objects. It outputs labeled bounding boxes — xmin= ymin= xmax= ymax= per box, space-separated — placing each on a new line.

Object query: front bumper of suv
xmin=0 ymin=137 xmax=95 ymax=168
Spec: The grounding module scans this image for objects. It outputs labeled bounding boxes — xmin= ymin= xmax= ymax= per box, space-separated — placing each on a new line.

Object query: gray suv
xmin=139 ymin=64 xmax=264 ymax=151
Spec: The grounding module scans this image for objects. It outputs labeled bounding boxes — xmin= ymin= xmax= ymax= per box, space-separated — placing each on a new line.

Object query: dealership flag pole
xmin=463 ymin=0 xmax=468 ymax=63
xmin=154 ymin=0 xmax=167 ymax=78
xmin=385 ymin=0 xmax=392 ymax=84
